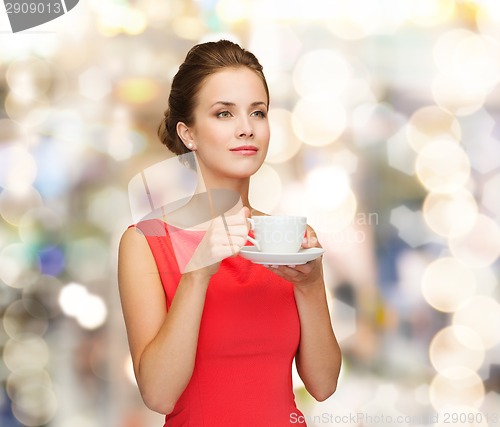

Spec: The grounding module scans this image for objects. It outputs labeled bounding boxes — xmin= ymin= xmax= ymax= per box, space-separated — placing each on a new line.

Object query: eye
xmin=216 ymin=111 xmax=232 ymax=118
xmin=251 ymin=110 xmax=266 ymax=118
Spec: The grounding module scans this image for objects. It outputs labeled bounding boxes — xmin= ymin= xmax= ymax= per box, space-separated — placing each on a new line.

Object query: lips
xmin=230 ymin=145 xmax=259 ymax=155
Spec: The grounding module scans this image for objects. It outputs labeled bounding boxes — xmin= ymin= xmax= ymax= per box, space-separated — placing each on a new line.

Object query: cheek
xmin=259 ymin=123 xmax=271 ymax=142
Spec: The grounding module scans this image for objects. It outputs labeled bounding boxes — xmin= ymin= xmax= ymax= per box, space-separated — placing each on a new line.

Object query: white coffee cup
xmin=246 ymin=215 xmax=307 ymax=253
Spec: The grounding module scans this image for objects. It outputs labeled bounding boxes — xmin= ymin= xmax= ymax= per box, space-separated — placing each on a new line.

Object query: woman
xmin=118 ymin=39 xmax=342 ymax=426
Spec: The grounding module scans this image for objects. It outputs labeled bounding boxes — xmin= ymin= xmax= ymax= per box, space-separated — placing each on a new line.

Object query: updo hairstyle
xmin=157 ymin=39 xmax=269 ymax=155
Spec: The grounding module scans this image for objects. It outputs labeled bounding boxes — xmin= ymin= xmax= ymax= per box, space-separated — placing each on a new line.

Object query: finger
xmin=242 ymin=206 xmax=251 ymax=219
xmin=228 ymin=224 xmax=250 ymax=238
xmin=268 ymin=266 xmax=298 ymax=280
xmin=293 ymin=263 xmax=313 ymax=274
xmin=220 ymin=214 xmax=235 ymax=256
xmin=302 ymin=226 xmax=319 ymax=248
xmin=222 ymin=211 xmax=250 ymax=226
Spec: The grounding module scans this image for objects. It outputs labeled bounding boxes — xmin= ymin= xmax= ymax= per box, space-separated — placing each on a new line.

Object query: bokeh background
xmin=1 ymin=0 xmax=500 ymax=426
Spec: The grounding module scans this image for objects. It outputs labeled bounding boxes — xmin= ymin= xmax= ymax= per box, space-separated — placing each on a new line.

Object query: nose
xmin=237 ymin=116 xmax=254 ymax=138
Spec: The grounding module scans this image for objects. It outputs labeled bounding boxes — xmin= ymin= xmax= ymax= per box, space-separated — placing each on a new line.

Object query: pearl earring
xmin=187 ymin=143 xmax=193 ymax=149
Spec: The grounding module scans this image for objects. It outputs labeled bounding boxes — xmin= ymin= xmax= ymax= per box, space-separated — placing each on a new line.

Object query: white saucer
xmin=239 ymin=247 xmax=324 ymax=265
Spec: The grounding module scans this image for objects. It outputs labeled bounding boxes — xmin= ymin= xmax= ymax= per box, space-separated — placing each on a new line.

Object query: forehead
xmin=197 ymin=67 xmax=268 ymax=105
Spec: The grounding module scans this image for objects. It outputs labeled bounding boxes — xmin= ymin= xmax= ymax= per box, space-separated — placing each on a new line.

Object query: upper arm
xmin=118 ymin=227 xmax=167 ymax=377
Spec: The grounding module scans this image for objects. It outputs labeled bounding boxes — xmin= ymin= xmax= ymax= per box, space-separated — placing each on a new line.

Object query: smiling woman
xmin=117 ymin=40 xmax=342 ymax=427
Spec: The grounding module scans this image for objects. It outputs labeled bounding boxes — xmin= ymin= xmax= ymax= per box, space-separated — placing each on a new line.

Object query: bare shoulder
xmin=119 ymin=225 xmax=148 ymax=252
xmin=118 ymin=226 xmax=160 ymax=285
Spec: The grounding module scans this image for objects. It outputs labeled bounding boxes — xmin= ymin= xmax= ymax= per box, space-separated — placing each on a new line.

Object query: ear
xmin=176 ymin=122 xmax=196 ymax=150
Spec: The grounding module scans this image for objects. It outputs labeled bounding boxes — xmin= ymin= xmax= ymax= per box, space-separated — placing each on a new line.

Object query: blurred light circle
xmin=58 ymin=414 xmax=100 ymax=427
xmin=449 ymin=214 xmax=500 ymax=268
xmin=452 ymin=295 xmax=500 ymax=349
xmin=58 ymin=283 xmax=108 ymax=330
xmin=3 ymin=336 xmax=49 ymax=372
xmin=18 ymin=206 xmax=65 ymax=247
xmin=22 ymin=275 xmax=64 ymax=319
xmin=477 ymin=0 xmax=500 ymax=41
xmin=0 ymin=144 xmax=37 ymax=194
xmin=279 ymin=182 xmax=310 ymax=217
xmin=332 ymin=149 xmax=359 ymax=174
xmin=3 ymin=299 xmax=49 ymax=339
xmin=172 ymin=16 xmax=206 ymax=40
xmin=97 ymin=5 xmax=147 ymax=36
xmin=58 ymin=283 xmax=88 ymax=318
xmin=453 ymin=35 xmax=500 ymax=92
xmin=328 ymin=18 xmax=369 ymax=40
xmin=0 ymin=243 xmax=37 ymax=289
xmin=432 ymin=72 xmax=486 ymax=116
xmin=421 ymin=257 xmax=476 ymax=313
xmin=434 ymin=29 xmax=473 ymax=72
xmin=43 ymin=109 xmax=85 ymax=148
xmin=429 ymin=326 xmax=484 ymax=374
xmin=293 ymin=49 xmax=351 ymax=97
xmin=429 ymin=368 xmax=484 ymax=410
xmin=292 ymin=96 xmax=347 ymax=146
xmin=345 ymin=78 xmax=377 ymax=108
xmin=309 ymin=190 xmax=357 ymax=235
xmin=10 ymin=378 xmax=58 ymax=426
xmin=87 ymin=186 xmax=130 ymax=232
xmin=472 ymin=267 xmax=497 ymax=296
xmin=4 ymin=93 xmax=51 ymax=128
xmin=415 ymin=138 xmax=470 ymax=193
xmin=87 ymin=121 xmax=147 ymax=162
xmin=79 ymin=67 xmax=111 ymax=101
xmin=37 ymin=245 xmax=65 ymax=276
xmin=0 ymin=187 xmax=43 ymax=227
xmin=66 ymin=238 xmax=109 ymax=282
xmin=121 ymin=7 xmax=147 ymax=35
xmin=6 ymin=369 xmax=52 ymax=400
xmin=77 ymin=294 xmax=108 ymax=330
xmin=216 ymin=0 xmax=251 ymax=23
xmin=249 ymin=163 xmax=282 ymax=213
xmin=0 ymin=118 xmax=26 ymax=142
xmin=423 ymin=189 xmax=478 ymax=238
xmin=306 ymin=166 xmax=351 ymax=210
xmin=266 ymin=109 xmax=302 ymax=164
xmin=434 ymin=29 xmax=500 ymax=96
xmin=482 ymin=172 xmax=500 ymax=217
xmin=326 ymin=0 xmax=388 ymax=40
xmin=5 ymin=57 xmax=53 ymax=102
xmin=409 ymin=0 xmax=455 ymax=27
xmin=116 ymin=78 xmax=160 ymax=105
xmin=406 ymin=106 xmax=461 ymax=153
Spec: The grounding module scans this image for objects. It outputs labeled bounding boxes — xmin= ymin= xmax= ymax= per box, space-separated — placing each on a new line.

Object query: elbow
xmin=307 ymin=363 xmax=341 ymax=402
xmin=140 ymin=389 xmax=177 ymax=415
xmin=311 ymin=381 xmax=338 ymax=402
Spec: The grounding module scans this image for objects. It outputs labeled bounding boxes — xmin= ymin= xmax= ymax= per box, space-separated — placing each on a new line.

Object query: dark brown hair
xmin=158 ymin=40 xmax=269 ymax=155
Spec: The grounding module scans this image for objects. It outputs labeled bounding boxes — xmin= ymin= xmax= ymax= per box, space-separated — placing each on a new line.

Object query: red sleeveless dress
xmin=132 ymin=219 xmax=306 ymax=426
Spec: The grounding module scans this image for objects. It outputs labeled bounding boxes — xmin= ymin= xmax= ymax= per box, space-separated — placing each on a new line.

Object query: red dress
xmin=133 ymin=219 xmax=306 ymax=427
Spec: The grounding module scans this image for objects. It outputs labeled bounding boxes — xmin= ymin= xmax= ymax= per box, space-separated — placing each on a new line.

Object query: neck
xmin=193 ymin=155 xmax=254 ymax=209
xmin=195 ymin=174 xmax=252 ymax=211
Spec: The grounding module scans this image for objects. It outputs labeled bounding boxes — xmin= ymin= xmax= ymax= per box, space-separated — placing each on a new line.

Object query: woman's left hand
xmin=265 ymin=226 xmax=324 ymax=290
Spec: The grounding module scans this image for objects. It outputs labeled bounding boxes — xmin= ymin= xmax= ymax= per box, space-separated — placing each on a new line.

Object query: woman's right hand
xmin=184 ymin=206 xmax=250 ymax=277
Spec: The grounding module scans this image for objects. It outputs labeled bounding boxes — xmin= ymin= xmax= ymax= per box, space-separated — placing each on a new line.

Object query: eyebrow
xmin=210 ymin=101 xmax=268 ymax=109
